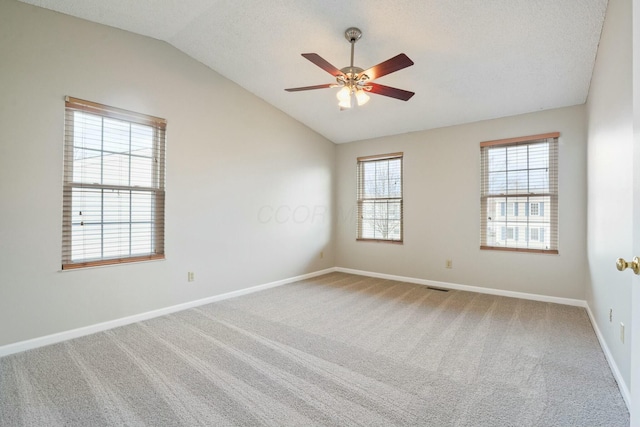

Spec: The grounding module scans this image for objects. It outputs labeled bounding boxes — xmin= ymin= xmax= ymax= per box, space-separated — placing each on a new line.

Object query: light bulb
xmin=337 ymin=86 xmax=352 ymax=108
xmin=336 ymin=87 xmax=351 ymax=102
xmin=355 ymin=90 xmax=370 ymax=106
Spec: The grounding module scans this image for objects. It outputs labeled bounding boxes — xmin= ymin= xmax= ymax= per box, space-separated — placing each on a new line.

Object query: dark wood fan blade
xmin=285 ymin=84 xmax=334 ymax=92
xmin=360 ymin=53 xmax=414 ymax=81
xmin=367 ymin=83 xmax=415 ymax=101
xmin=301 ymin=53 xmax=344 ymax=77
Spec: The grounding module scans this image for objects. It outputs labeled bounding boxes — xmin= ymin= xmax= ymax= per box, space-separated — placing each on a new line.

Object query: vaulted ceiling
xmin=19 ymin=0 xmax=608 ymax=143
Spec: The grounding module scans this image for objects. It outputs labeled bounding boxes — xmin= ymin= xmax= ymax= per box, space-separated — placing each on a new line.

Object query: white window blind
xmin=357 ymin=153 xmax=403 ymax=242
xmin=62 ymin=97 xmax=166 ymax=269
xmin=480 ymin=133 xmax=558 ymax=254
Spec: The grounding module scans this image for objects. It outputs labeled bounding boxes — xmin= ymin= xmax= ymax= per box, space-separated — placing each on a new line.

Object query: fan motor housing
xmin=344 ymin=27 xmax=362 ymax=43
xmin=340 ymin=66 xmax=364 ymax=76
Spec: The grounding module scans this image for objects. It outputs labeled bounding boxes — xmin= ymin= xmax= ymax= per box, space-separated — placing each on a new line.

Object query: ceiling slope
xmin=19 ymin=0 xmax=608 ymax=143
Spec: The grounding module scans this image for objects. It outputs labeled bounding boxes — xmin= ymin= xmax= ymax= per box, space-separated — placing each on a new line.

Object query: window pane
xmin=388 ymin=158 xmax=402 ymax=197
xmin=103 ymin=118 xmax=130 ymax=154
xmin=488 ymin=171 xmax=506 ymax=194
xmin=362 ymin=201 xmax=375 ymax=219
xmin=488 ymin=147 xmax=506 ymax=171
xmin=375 ymin=161 xmax=390 ymax=197
xmin=388 ymin=201 xmax=401 ymax=220
xmin=388 ymin=159 xmax=401 ymax=177
xmin=71 ymin=224 xmax=102 ymax=261
xmin=374 ymin=201 xmax=388 ymax=219
xmin=131 ymin=123 xmax=154 ymax=152
xmin=361 ymin=219 xmax=375 ymax=239
xmin=73 ymin=148 xmax=102 ymax=184
xmin=386 ymin=220 xmax=401 ymax=240
xmin=371 ymin=202 xmax=400 ymax=239
xmin=131 ymin=191 xmax=154 ymax=222
xmin=71 ymin=189 xmax=102 ymax=224
xmin=131 ymin=155 xmax=154 ymax=187
xmin=528 ymin=143 xmax=549 ymax=169
xmin=506 ymin=170 xmax=528 ymax=193
xmin=506 ymin=145 xmax=528 ymax=171
xmin=131 ymin=222 xmax=153 ymax=255
xmin=529 ymin=169 xmax=549 ymax=193
xmin=103 ymin=190 xmax=130 ymax=223
xmin=102 ymin=153 xmax=130 ymax=186
xmin=361 ymin=162 xmax=376 ymax=198
xmin=73 ymin=112 xmax=102 ymax=151
xmin=375 ymin=177 xmax=389 ymax=197
xmin=103 ymin=223 xmax=130 ymax=258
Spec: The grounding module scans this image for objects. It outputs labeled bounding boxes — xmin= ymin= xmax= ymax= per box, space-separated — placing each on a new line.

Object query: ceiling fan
xmin=285 ymin=27 xmax=415 ymax=109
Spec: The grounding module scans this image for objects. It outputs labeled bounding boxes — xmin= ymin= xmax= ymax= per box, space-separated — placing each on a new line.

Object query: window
xmin=501 ymin=226 xmax=518 ymax=241
xmin=357 ymin=153 xmax=403 ymax=242
xmin=62 ymin=97 xmax=166 ymax=269
xmin=529 ymin=202 xmax=542 ymax=216
xmin=529 ymin=227 xmax=545 ymax=242
xmin=480 ymin=133 xmax=558 ymax=253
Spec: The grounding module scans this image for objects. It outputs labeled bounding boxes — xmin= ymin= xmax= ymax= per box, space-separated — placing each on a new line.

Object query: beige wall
xmin=0 ymin=1 xmax=335 ymax=347
xmin=336 ymin=106 xmax=587 ymax=300
xmin=586 ymin=0 xmax=633 ymax=390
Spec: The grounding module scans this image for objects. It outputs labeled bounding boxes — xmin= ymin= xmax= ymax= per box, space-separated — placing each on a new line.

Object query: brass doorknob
xmin=616 ymin=257 xmax=640 ymax=275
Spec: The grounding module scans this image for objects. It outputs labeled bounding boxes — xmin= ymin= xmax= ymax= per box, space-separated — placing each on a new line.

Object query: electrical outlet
xmin=320 ymin=251 xmax=324 ymax=259
xmin=609 ymin=308 xmax=613 ymax=322
xmin=620 ymin=323 xmax=625 ymax=343
xmin=445 ymin=259 xmax=453 ymax=269
xmin=188 ymin=272 xmax=195 ymax=282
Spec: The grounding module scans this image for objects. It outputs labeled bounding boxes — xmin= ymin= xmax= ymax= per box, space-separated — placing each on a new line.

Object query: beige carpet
xmin=0 ymin=272 xmax=629 ymax=426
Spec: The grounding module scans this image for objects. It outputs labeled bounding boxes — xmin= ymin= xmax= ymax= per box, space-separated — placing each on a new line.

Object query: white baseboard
xmin=0 ymin=267 xmax=337 ymax=358
xmin=335 ymin=267 xmax=586 ymax=307
xmin=584 ymin=304 xmax=631 ymax=410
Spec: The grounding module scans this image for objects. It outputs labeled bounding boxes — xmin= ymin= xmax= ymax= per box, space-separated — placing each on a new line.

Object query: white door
xmin=630 ymin=3 xmax=640 ymax=423
xmin=631 ymin=142 xmax=640 ymax=421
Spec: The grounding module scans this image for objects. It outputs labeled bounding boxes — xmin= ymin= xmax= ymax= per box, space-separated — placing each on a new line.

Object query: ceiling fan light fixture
xmin=285 ymin=27 xmax=415 ymax=107
xmin=337 ymin=85 xmax=369 ymax=109
xmin=355 ymin=89 xmax=370 ymax=106
xmin=336 ymin=86 xmax=351 ymax=103
xmin=337 ymin=86 xmax=353 ymax=108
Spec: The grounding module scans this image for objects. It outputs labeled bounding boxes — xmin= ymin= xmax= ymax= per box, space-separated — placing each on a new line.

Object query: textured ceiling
xmin=19 ymin=0 xmax=608 ymax=144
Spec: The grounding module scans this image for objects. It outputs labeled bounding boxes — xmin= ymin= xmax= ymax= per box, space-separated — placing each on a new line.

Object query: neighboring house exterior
xmin=485 ymin=197 xmax=552 ymax=250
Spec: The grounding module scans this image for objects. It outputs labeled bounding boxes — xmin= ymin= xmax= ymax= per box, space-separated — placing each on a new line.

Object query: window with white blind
xmin=357 ymin=153 xmax=403 ymax=242
xmin=480 ymin=133 xmax=558 ymax=254
xmin=62 ymin=97 xmax=166 ymax=269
